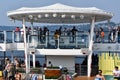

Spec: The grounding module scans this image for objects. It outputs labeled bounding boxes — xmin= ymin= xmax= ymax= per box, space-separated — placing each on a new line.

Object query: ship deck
xmin=74 ymin=76 xmax=95 ymax=80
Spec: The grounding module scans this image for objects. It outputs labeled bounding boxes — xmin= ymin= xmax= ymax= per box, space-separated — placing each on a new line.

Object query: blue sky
xmin=0 ymin=0 xmax=120 ymax=26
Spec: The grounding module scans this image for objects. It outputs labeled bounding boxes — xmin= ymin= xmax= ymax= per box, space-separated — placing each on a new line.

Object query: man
xmin=71 ymin=26 xmax=78 ymax=43
xmin=113 ymin=66 xmax=120 ymax=80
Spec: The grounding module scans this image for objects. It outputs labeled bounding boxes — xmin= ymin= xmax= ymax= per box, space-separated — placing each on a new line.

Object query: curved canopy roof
xmin=7 ymin=3 xmax=113 ymax=23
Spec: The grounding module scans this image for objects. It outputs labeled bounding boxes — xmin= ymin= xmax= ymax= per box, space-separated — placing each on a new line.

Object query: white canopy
xmin=7 ymin=3 xmax=113 ymax=23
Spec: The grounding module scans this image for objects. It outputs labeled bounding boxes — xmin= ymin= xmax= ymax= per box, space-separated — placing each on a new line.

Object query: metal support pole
xmin=12 ymin=30 xmax=15 ymax=43
xmin=3 ymin=51 xmax=6 ymax=67
xmin=28 ymin=53 xmax=30 ymax=71
xmin=31 ymin=22 xmax=34 ymax=47
xmin=57 ymin=35 xmax=59 ymax=49
xmin=45 ymin=32 xmax=48 ymax=47
xmin=11 ymin=50 xmax=14 ymax=63
xmin=32 ymin=53 xmax=36 ymax=68
xmin=22 ymin=18 xmax=29 ymax=73
xmin=87 ymin=16 xmax=95 ymax=77
xmin=4 ymin=31 xmax=7 ymax=43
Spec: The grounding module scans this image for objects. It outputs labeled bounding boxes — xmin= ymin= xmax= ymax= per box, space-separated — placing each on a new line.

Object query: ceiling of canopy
xmin=7 ymin=3 xmax=113 ymax=23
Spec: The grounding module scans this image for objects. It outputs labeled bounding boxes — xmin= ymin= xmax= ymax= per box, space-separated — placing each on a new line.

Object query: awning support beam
xmin=23 ymin=18 xmax=29 ymax=73
xmin=87 ymin=16 xmax=95 ymax=77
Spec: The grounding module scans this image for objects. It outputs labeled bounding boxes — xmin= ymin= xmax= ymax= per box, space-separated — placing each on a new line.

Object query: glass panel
xmin=0 ymin=31 xmax=4 ymax=43
xmin=29 ymin=31 xmax=89 ymax=49
xmin=6 ymin=31 xmax=13 ymax=43
xmin=94 ymin=31 xmax=118 ymax=43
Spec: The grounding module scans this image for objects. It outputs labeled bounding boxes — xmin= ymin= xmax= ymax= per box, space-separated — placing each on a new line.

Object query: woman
xmin=8 ymin=63 xmax=16 ymax=80
xmin=95 ymin=70 xmax=105 ymax=80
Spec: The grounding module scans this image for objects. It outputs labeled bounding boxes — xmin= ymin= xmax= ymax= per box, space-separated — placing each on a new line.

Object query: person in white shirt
xmin=113 ymin=66 xmax=120 ymax=80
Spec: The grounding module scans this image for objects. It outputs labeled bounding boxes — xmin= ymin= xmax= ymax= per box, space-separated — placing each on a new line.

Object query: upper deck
xmin=0 ymin=29 xmax=120 ymax=54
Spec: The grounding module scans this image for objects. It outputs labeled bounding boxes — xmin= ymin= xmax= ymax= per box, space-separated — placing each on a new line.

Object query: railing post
xmin=3 ymin=51 xmax=6 ymax=68
xmin=75 ymin=32 xmax=78 ymax=48
xmin=12 ymin=30 xmax=15 ymax=43
xmin=45 ymin=32 xmax=48 ymax=48
xmin=32 ymin=52 xmax=36 ymax=68
xmin=4 ymin=31 xmax=7 ymax=43
xmin=58 ymin=35 xmax=60 ymax=49
xmin=11 ymin=50 xmax=14 ymax=63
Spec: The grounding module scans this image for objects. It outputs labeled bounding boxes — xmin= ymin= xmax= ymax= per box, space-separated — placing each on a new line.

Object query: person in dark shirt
xmin=71 ymin=26 xmax=78 ymax=42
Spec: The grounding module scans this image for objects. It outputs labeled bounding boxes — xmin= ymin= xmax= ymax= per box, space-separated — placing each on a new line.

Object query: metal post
xmin=4 ymin=31 xmax=7 ymax=43
xmin=22 ymin=18 xmax=29 ymax=73
xmin=31 ymin=22 xmax=34 ymax=47
xmin=87 ymin=16 xmax=95 ymax=77
xmin=45 ymin=32 xmax=48 ymax=47
xmin=28 ymin=35 xmax=31 ymax=72
xmin=3 ymin=51 xmax=6 ymax=66
xmin=32 ymin=52 xmax=36 ymax=68
xmin=57 ymin=35 xmax=59 ymax=49
xmin=12 ymin=30 xmax=15 ymax=43
xmin=28 ymin=52 xmax=30 ymax=72
xmin=75 ymin=32 xmax=78 ymax=48
xmin=11 ymin=50 xmax=14 ymax=63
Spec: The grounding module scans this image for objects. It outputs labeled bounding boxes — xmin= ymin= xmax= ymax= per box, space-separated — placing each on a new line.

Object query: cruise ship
xmin=0 ymin=3 xmax=115 ymax=80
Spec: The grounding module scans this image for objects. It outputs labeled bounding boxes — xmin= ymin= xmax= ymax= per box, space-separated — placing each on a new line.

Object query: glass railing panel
xmin=14 ymin=31 xmax=27 ymax=43
xmin=30 ymin=31 xmax=90 ymax=49
xmin=59 ymin=34 xmax=88 ymax=49
xmin=1 ymin=30 xmax=120 ymax=45
xmin=28 ymin=35 xmax=38 ymax=48
xmin=59 ymin=35 xmax=72 ymax=49
xmin=48 ymin=35 xmax=56 ymax=48
xmin=76 ymin=34 xmax=89 ymax=48
xmin=6 ymin=31 xmax=13 ymax=43
xmin=0 ymin=31 xmax=4 ymax=43
xmin=93 ymin=31 xmax=117 ymax=43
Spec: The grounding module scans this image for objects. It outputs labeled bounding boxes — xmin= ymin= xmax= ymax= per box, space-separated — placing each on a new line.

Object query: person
xmin=31 ymin=72 xmax=38 ymax=80
xmin=66 ymin=72 xmax=71 ymax=80
xmin=95 ymin=70 xmax=105 ymax=80
xmin=48 ymin=61 xmax=53 ymax=67
xmin=71 ymin=26 xmax=78 ymax=43
xmin=117 ymin=26 xmax=120 ymax=43
xmin=100 ymin=28 xmax=105 ymax=43
xmin=3 ymin=58 xmax=11 ymax=80
xmin=113 ymin=66 xmax=120 ymax=80
xmin=8 ymin=63 xmax=16 ymax=80
xmin=15 ymin=27 xmax=20 ymax=42
xmin=54 ymin=30 xmax=59 ymax=48
xmin=14 ymin=57 xmax=20 ymax=69
xmin=15 ymin=70 xmax=21 ymax=80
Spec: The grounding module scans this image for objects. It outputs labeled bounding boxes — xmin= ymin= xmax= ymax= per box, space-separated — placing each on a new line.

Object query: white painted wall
xmin=0 ymin=43 xmax=6 ymax=51
xmin=3 ymin=43 xmax=120 ymax=52
xmin=36 ymin=49 xmax=88 ymax=56
xmin=47 ymin=56 xmax=75 ymax=72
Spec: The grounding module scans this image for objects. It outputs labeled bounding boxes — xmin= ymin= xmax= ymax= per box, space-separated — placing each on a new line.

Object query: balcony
xmin=0 ymin=30 xmax=89 ymax=51
xmin=0 ymin=30 xmax=120 ymax=52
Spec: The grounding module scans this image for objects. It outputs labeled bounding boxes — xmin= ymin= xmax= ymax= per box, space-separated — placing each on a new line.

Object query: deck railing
xmin=0 ymin=30 xmax=89 ymax=49
xmin=0 ymin=30 xmax=119 ymax=49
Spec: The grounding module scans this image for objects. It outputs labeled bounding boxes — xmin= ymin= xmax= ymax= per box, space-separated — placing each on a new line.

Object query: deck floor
xmin=0 ymin=76 xmax=95 ymax=80
xmin=0 ymin=77 xmax=3 ymax=80
xmin=74 ymin=76 xmax=95 ymax=80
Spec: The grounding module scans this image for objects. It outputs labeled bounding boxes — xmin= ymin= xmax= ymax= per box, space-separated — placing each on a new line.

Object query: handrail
xmin=1 ymin=30 xmax=120 ymax=49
